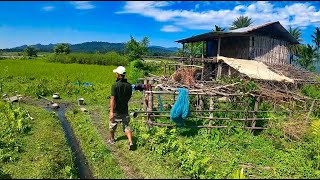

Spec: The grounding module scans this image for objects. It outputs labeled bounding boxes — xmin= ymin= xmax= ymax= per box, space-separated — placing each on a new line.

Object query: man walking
xmin=108 ymin=66 xmax=134 ymax=150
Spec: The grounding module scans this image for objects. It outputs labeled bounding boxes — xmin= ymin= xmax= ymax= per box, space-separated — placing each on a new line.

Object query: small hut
xmin=175 ymin=21 xmax=311 ymax=82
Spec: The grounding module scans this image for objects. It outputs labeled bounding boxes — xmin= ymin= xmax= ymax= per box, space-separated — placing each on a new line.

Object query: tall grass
xmin=46 ymin=52 xmax=128 ymax=66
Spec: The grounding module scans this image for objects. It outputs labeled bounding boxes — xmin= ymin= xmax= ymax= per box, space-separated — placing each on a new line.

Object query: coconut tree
xmin=296 ymin=44 xmax=319 ymax=71
xmin=212 ymin=25 xmax=225 ymax=32
xmin=288 ymin=26 xmax=303 ymax=64
xmin=229 ymin=16 xmax=253 ymax=30
xmin=311 ymin=27 xmax=320 ymax=62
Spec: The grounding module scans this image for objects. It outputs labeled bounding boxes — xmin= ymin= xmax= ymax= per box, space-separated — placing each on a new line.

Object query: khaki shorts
xmin=109 ymin=113 xmax=131 ymax=132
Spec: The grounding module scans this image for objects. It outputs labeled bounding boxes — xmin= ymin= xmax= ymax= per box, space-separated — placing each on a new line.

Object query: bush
xmin=302 ymin=84 xmax=320 ymax=99
xmin=46 ymin=52 xmax=128 ymax=66
xmin=126 ymin=60 xmax=145 ymax=84
xmin=0 ymin=102 xmax=31 ymax=163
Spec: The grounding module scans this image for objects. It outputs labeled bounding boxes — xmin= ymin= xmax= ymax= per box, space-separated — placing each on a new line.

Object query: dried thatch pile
xmin=172 ymin=68 xmax=197 ymax=85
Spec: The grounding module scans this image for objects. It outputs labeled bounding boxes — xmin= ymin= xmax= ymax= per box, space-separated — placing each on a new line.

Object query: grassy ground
xmin=0 ymin=58 xmax=185 ymax=178
xmin=65 ymin=110 xmax=125 ymax=178
xmin=1 ymin=57 xmax=319 ymax=179
xmin=1 ymin=104 xmax=76 ymax=179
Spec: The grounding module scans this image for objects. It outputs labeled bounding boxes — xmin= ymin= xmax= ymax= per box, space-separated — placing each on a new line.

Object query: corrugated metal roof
xmin=176 ymin=21 xmax=299 ymax=44
xmin=228 ymin=21 xmax=277 ymax=33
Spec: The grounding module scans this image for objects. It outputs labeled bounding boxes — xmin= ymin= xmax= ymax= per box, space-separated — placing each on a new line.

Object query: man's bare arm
xmin=109 ymin=96 xmax=115 ymax=121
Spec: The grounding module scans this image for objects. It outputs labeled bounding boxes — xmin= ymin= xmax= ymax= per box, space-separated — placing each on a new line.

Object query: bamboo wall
xmin=220 ymin=36 xmax=250 ymax=59
xmin=250 ymin=35 xmax=289 ymax=64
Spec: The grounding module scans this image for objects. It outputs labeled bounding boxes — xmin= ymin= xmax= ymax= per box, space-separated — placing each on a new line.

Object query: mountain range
xmin=1 ymin=41 xmax=179 ymax=56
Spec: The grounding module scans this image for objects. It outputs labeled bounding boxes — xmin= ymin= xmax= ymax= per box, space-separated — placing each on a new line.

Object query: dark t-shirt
xmin=111 ymin=78 xmax=132 ymax=115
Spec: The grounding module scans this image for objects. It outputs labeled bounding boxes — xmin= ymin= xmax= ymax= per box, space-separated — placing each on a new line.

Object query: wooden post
xmin=251 ymin=97 xmax=260 ymax=130
xmin=208 ymin=96 xmax=214 ymax=134
xmin=244 ymin=99 xmax=249 ymax=130
xmin=216 ymin=62 xmax=222 ymax=80
xmin=196 ymin=94 xmax=200 ymax=112
xmin=217 ymin=37 xmax=221 ymax=57
xmin=202 ymin=41 xmax=205 ymax=59
xmin=143 ymin=79 xmax=148 ymax=112
xmin=228 ymin=66 xmax=231 ymax=77
xmin=182 ymin=43 xmax=185 ymax=57
xmin=190 ymin=43 xmax=193 ymax=59
xmin=146 ymin=80 xmax=154 ymax=130
xmin=249 ymin=36 xmax=252 ymax=59
xmin=216 ymin=37 xmax=222 ymax=80
xmin=201 ymin=63 xmax=204 ymax=81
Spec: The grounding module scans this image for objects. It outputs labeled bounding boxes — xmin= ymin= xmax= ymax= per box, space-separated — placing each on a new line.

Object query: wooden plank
xmin=148 ymin=121 xmax=267 ymax=130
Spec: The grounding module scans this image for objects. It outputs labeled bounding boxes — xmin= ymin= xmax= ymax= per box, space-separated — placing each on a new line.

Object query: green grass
xmin=65 ymin=110 xmax=125 ymax=178
xmin=98 ymin=101 xmax=187 ymax=179
xmin=1 ymin=57 xmax=320 ymax=179
xmin=0 ymin=58 xmax=117 ymax=106
xmin=1 ymin=104 xmax=76 ymax=179
xmin=0 ymin=58 xmax=126 ymax=178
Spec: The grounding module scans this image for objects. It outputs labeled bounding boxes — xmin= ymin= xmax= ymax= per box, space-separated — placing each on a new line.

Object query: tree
xmin=23 ymin=46 xmax=38 ymax=57
xmin=229 ymin=16 xmax=253 ymax=30
xmin=213 ymin=25 xmax=225 ymax=32
xmin=178 ymin=42 xmax=205 ymax=58
xmin=125 ymin=36 xmax=149 ymax=61
xmin=288 ymin=26 xmax=303 ymax=64
xmin=54 ymin=43 xmax=71 ymax=54
xmin=311 ymin=27 xmax=320 ymax=62
xmin=176 ymin=48 xmax=185 ymax=57
xmin=296 ymin=44 xmax=319 ymax=71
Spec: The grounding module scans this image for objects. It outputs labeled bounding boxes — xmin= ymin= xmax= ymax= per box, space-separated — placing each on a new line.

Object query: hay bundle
xmin=172 ymin=68 xmax=197 ymax=85
xmin=282 ymin=118 xmax=309 ymax=140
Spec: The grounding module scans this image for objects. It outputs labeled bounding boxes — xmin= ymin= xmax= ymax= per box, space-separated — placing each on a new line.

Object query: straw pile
xmin=172 ymin=68 xmax=197 ymax=85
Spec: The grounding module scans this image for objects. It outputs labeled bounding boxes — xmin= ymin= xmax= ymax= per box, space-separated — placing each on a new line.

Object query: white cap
xmin=113 ymin=66 xmax=126 ymax=75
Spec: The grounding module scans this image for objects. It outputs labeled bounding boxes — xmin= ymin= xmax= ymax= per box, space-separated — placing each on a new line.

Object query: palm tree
xmin=311 ymin=27 xmax=320 ymax=62
xmin=296 ymin=44 xmax=319 ymax=71
xmin=229 ymin=16 xmax=253 ymax=30
xmin=288 ymin=26 xmax=303 ymax=64
xmin=213 ymin=25 xmax=225 ymax=32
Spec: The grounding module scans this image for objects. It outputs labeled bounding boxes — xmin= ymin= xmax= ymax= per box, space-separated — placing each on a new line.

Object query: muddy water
xmin=45 ymin=104 xmax=94 ymax=179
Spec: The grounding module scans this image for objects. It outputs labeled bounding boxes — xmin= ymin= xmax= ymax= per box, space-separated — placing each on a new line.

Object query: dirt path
xmin=90 ymin=110 xmax=144 ymax=179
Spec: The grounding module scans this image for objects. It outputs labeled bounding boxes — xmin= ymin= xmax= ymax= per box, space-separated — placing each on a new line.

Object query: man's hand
xmin=109 ymin=112 xmax=115 ymax=123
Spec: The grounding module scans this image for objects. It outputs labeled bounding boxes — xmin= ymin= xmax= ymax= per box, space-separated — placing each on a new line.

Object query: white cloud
xmin=117 ymin=1 xmax=320 ymax=31
xmin=161 ymin=25 xmax=182 ymax=32
xmin=70 ymin=1 xmax=95 ymax=10
xmin=42 ymin=6 xmax=54 ymax=11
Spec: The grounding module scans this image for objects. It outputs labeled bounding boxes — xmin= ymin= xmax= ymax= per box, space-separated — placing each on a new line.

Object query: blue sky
xmin=0 ymin=1 xmax=320 ymax=49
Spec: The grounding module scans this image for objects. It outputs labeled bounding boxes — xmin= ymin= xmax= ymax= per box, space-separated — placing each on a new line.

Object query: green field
xmin=0 ymin=57 xmax=320 ymax=179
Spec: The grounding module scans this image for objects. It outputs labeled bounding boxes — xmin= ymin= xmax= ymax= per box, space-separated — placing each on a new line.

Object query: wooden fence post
xmin=251 ymin=96 xmax=260 ymax=131
xmin=208 ymin=96 xmax=214 ymax=134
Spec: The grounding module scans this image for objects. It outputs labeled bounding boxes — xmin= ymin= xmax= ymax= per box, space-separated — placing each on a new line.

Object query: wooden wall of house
xmin=206 ymin=40 xmax=218 ymax=57
xmin=220 ymin=36 xmax=250 ymax=59
xmin=250 ymin=35 xmax=289 ymax=64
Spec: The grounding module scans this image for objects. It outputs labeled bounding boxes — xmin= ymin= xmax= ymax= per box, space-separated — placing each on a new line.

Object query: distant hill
xmin=1 ymin=41 xmax=179 ymax=56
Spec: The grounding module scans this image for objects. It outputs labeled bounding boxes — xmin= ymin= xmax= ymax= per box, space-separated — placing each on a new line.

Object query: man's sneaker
xmin=107 ymin=139 xmax=115 ymax=145
xmin=128 ymin=142 xmax=134 ymax=150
